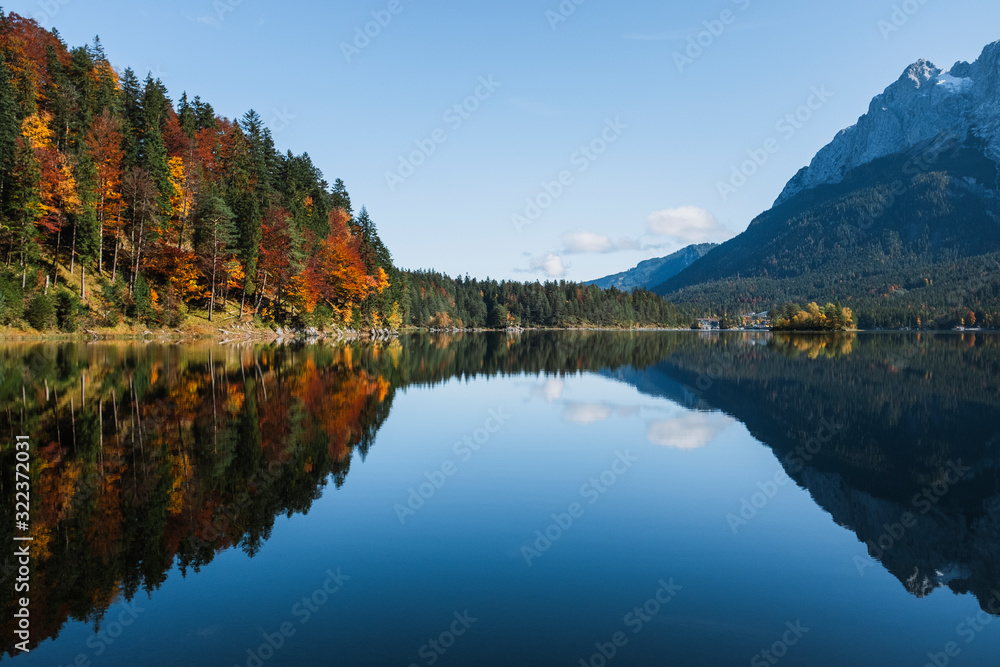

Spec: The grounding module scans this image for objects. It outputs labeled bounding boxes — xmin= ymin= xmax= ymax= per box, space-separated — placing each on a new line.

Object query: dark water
xmin=2 ymin=332 xmax=1000 ymax=666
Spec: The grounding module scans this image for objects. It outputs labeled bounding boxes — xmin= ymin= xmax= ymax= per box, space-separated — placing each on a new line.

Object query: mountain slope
xmin=655 ymin=41 xmax=1000 ymax=327
xmin=777 ymin=40 xmax=1000 ymax=204
xmin=585 ymin=244 xmax=716 ymax=291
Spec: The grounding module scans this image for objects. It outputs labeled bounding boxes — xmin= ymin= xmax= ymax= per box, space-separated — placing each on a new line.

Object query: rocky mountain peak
xmin=775 ymin=40 xmax=1000 ymax=206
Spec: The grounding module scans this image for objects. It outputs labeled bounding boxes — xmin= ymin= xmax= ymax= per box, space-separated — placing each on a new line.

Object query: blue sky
xmin=9 ymin=0 xmax=1000 ymax=282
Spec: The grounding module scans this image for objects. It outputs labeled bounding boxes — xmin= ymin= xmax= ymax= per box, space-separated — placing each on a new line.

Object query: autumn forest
xmin=0 ymin=11 xmax=687 ymax=334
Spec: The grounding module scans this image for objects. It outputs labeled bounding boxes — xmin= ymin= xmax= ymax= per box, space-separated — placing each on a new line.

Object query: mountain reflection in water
xmin=2 ymin=331 xmax=999 ymax=657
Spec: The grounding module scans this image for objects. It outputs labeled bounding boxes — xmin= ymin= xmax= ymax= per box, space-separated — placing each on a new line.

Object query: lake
xmin=2 ymin=331 xmax=1000 ymax=666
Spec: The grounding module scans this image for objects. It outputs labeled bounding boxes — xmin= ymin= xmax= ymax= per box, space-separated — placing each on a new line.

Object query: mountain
xmin=777 ymin=43 xmax=1000 ymax=205
xmin=602 ymin=333 xmax=1000 ymax=612
xmin=656 ymin=41 xmax=1000 ymax=328
xmin=585 ymin=244 xmax=717 ymax=291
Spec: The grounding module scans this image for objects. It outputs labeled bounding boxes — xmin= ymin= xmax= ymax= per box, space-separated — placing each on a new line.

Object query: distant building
xmin=697 ymin=318 xmax=720 ymax=330
xmin=742 ymin=312 xmax=772 ymax=330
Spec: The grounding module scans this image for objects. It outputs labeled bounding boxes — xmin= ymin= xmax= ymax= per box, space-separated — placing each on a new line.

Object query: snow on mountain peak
xmin=775 ymin=41 xmax=1000 ymax=206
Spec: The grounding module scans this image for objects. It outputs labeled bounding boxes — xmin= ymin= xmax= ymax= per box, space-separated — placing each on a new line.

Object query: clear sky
xmin=8 ymin=0 xmax=999 ymax=282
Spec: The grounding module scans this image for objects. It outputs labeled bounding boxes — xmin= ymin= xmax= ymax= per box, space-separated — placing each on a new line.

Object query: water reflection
xmin=611 ymin=331 xmax=1000 ymax=613
xmin=1 ymin=331 xmax=999 ymax=657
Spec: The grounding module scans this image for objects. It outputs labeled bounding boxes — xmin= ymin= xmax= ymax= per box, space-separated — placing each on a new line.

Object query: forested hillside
xmin=0 ymin=11 xmax=414 ymax=332
xmin=656 ymin=136 xmax=1000 ymax=329
xmin=0 ymin=12 xmax=685 ymax=334
xmin=401 ymin=271 xmax=683 ymax=329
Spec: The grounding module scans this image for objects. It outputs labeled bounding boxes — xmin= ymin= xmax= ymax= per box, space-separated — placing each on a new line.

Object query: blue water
xmin=5 ymin=333 xmax=1000 ymax=666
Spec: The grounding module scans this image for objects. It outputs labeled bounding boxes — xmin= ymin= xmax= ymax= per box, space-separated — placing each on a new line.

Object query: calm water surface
xmin=2 ymin=332 xmax=1000 ymax=666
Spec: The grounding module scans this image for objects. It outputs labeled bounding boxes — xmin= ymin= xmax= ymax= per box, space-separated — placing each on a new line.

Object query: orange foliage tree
xmin=294 ymin=209 xmax=388 ymax=321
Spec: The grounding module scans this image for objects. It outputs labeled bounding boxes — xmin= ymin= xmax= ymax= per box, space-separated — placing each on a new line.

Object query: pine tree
xmin=0 ymin=55 xmax=20 ymax=219
xmin=140 ymin=75 xmax=173 ymax=213
xmin=177 ymin=92 xmax=197 ymax=139
xmin=193 ymin=193 xmax=235 ymax=321
xmin=332 ymin=178 xmax=352 ymax=215
xmin=120 ymin=68 xmax=143 ymax=168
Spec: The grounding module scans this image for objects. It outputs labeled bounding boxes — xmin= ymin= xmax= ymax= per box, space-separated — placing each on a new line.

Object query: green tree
xmin=132 ymin=272 xmax=153 ymax=321
xmin=193 ymin=193 xmax=235 ymax=321
xmin=25 ymin=293 xmax=56 ymax=330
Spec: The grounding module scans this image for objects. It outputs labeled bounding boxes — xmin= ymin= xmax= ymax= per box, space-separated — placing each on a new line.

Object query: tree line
xmin=0 ymin=12 xmax=396 ymax=332
xmin=0 ymin=12 xmax=691 ymax=334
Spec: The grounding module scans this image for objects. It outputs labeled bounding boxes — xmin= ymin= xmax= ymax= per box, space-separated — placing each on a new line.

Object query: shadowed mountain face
xmin=656 ymin=40 xmax=1000 ymax=326
xmin=655 ymin=136 xmax=1000 ymax=324
xmin=604 ymin=332 xmax=1000 ymax=612
xmin=2 ymin=333 xmax=1000 ymax=657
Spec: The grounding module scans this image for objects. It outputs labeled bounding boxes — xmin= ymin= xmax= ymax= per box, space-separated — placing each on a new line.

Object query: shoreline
xmin=0 ymin=326 xmax=993 ymax=343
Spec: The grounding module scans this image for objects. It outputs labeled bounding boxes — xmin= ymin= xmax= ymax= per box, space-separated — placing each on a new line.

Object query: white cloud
xmin=565 ymin=404 xmax=615 ymax=425
xmin=564 ymin=403 xmax=640 ymax=425
xmin=528 ymin=253 xmax=567 ymax=279
xmin=647 ymin=206 xmax=733 ymax=244
xmin=538 ymin=378 xmax=565 ymax=403
xmin=562 ymin=230 xmax=640 ymax=255
xmin=647 ymin=413 xmax=734 ymax=450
